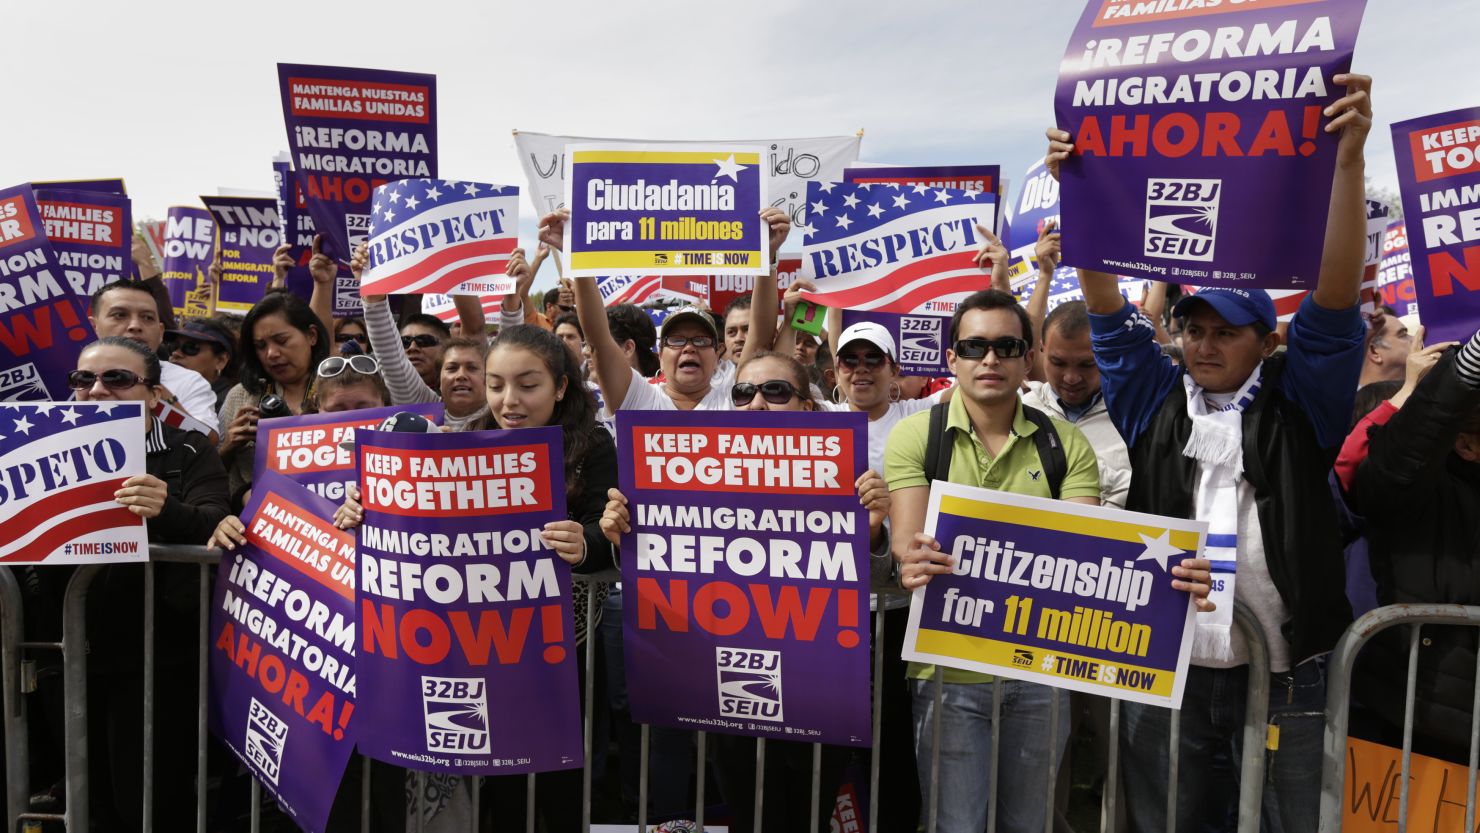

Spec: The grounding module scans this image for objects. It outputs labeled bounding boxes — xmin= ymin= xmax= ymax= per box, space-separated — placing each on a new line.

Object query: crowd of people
xmin=12 ymin=71 xmax=1480 ymax=833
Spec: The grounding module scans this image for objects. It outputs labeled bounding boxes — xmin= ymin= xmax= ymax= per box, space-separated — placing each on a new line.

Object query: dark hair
xmin=313 ymin=369 xmax=390 ymax=411
xmin=238 ymin=292 xmax=330 ymax=395
xmin=401 ymin=313 xmax=451 ymax=339
xmin=949 ymin=289 xmax=1035 ymax=348
xmin=722 ymin=294 xmax=753 ymax=319
xmin=736 ymin=351 xmax=816 ymax=409
xmin=1161 ymin=343 xmax=1184 ymax=365
xmin=814 ymin=340 xmax=833 ymax=370
xmin=485 ymin=325 xmax=599 ymax=498
xmin=607 ymin=303 xmax=660 ymax=378
xmin=1043 ymin=300 xmax=1091 ymax=342
xmin=178 ymin=316 xmax=241 ymax=381
xmin=89 ymin=280 xmax=155 ymax=316
xmin=83 ymin=335 xmax=161 ymax=385
xmin=553 ymin=313 xmax=583 ymax=338
xmin=1351 ymin=380 xmax=1402 ymax=429
xmin=543 ymin=288 xmax=562 ymax=312
xmin=439 ymin=336 xmax=487 ymax=374
xmin=334 ymin=316 xmax=367 ymax=336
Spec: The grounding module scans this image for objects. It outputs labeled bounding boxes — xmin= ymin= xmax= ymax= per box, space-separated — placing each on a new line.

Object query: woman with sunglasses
xmin=68 ymin=337 xmax=229 ymax=831
xmin=333 ymin=316 xmax=372 ymax=355
xmin=165 ymin=318 xmax=238 ymax=411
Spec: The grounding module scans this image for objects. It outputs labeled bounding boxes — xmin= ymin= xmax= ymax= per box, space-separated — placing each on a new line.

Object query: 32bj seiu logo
xmin=716 ymin=647 xmax=784 ymax=722
xmin=1144 ymin=178 xmax=1221 ymax=262
xmin=245 ymin=697 xmax=288 ymax=785
xmin=422 ymin=676 xmax=490 ymax=753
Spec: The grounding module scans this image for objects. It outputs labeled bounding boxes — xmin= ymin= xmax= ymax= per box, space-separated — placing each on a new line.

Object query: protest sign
xmin=0 ymin=183 xmax=95 ymax=400
xmin=354 ymin=426 xmax=581 ymax=774
xmin=208 ymin=471 xmax=357 ymax=833
xmin=1376 ymin=221 xmax=1417 ymax=316
xmin=839 ymin=309 xmax=952 ymax=377
xmin=34 ymin=187 xmax=131 ymax=297
xmin=137 ymin=219 xmax=167 ymax=271
xmin=0 ymin=402 xmax=147 ymax=564
xmin=253 ymin=404 xmax=445 ymax=503
xmin=278 ymin=64 xmax=437 ymax=262
xmin=271 ymin=157 xmax=339 ymax=312
xmin=161 ymin=206 xmax=215 ymax=318
xmin=844 ymin=164 xmax=999 ymax=196
xmin=564 ymin=144 xmax=769 ymax=277
xmin=1003 ymin=157 xmax=1074 ymax=294
xmin=707 ymin=257 xmax=801 ymax=315
xmin=363 ymin=179 xmax=518 ymax=297
xmin=799 ymin=181 xmax=996 ymax=315
xmin=421 ymin=293 xmax=503 ymax=326
xmin=31 ymin=178 xmax=127 ymax=195
xmin=515 ymin=130 xmax=861 ymax=233
xmin=1054 ymin=0 xmax=1368 ymax=289
xmin=202 ymin=196 xmax=282 ymax=315
xmin=617 ymin=410 xmax=873 ymax=746
xmin=1021 ymin=269 xmax=1148 ymax=313
xmin=1391 ymin=107 xmax=1480 ymax=344
xmin=1360 ymin=198 xmax=1391 ymax=313
xmin=1342 ymin=737 xmax=1480 ymax=833
xmin=902 ymin=482 xmax=1204 ymax=708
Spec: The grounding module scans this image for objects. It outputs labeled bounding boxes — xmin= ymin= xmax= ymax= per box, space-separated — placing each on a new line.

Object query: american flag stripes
xmin=363 ymin=178 xmax=519 ymax=297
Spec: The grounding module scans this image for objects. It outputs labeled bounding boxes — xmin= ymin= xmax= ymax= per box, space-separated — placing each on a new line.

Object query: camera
xmin=258 ymin=393 xmax=291 ymax=420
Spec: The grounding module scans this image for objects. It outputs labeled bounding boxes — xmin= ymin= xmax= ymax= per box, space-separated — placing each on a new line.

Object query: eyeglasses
xmin=402 ymin=334 xmax=441 ymax=349
xmin=169 ymin=340 xmax=209 ymax=357
xmin=67 ymin=369 xmax=154 ymax=391
xmin=837 ymin=351 xmax=889 ymax=370
xmin=953 ymin=337 xmax=1029 ymax=360
xmin=317 ymin=355 xmax=381 ymax=378
xmin=662 ymin=335 xmax=716 ymax=350
xmin=731 ymin=380 xmax=801 ymax=407
xmin=337 ymin=333 xmax=369 ymax=345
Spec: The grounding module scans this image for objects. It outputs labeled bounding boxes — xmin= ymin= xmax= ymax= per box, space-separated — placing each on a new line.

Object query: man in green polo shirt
xmin=885 ymin=289 xmax=1100 ymax=833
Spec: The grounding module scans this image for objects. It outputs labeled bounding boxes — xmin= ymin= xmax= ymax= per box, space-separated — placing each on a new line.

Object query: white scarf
xmin=1182 ymin=365 xmax=1261 ymax=663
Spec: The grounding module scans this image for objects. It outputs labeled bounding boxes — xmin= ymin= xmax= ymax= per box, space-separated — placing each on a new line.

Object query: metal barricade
xmin=1318 ymin=603 xmax=1480 ymax=833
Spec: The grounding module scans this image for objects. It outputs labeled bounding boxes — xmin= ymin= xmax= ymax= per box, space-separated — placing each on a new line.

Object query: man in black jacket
xmin=1351 ymin=328 xmax=1480 ymax=763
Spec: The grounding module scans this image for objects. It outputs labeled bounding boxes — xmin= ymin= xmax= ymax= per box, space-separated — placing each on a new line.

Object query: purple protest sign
xmin=617 ymin=409 xmax=873 ymax=746
xmin=354 ymin=426 xmax=581 ymax=774
xmin=209 ymin=471 xmax=358 ymax=833
xmin=1054 ymin=0 xmax=1367 ymax=289
xmin=0 ymin=183 xmax=94 ymax=400
xmin=33 ymin=187 xmax=132 ymax=297
xmin=564 ymin=144 xmax=769 ymax=276
xmin=202 ymin=196 xmax=283 ymax=315
xmin=839 ymin=309 xmax=951 ymax=377
xmin=253 ymin=403 xmax=445 ymax=503
xmin=161 ymin=206 xmax=215 ymax=318
xmin=271 ymin=158 xmax=329 ymax=308
xmin=1391 ymin=109 xmax=1480 ymax=344
xmin=31 ymin=178 xmax=126 ymax=195
xmin=902 ymin=482 xmax=1203 ymax=708
xmin=1376 ymin=221 xmax=1417 ymax=316
xmin=278 ymin=64 xmax=438 ymax=263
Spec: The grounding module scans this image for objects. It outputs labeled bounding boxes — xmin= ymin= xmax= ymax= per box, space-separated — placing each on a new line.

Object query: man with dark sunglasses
xmin=885 ymin=289 xmax=1104 ymax=833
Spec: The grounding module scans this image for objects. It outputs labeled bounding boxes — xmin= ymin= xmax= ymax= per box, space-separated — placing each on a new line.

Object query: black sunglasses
xmin=402 ymin=334 xmax=441 ymax=349
xmin=68 ymin=369 xmax=154 ymax=391
xmin=337 ymin=333 xmax=369 ymax=345
xmin=731 ymin=380 xmax=801 ymax=407
xmin=168 ymin=340 xmax=206 ymax=357
xmin=837 ymin=351 xmax=888 ymax=370
xmin=662 ymin=335 xmax=715 ymax=350
xmin=953 ymin=337 xmax=1029 ymax=360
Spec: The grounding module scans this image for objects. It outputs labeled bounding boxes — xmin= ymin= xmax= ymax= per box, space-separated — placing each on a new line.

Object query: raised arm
xmin=1142 ymin=281 xmax=1172 ymax=345
xmin=974 ymin=224 xmax=1011 ymax=294
xmin=1025 ymin=220 xmax=1060 ymax=380
xmin=352 ymin=243 xmax=438 ymax=405
xmin=539 ymin=209 xmax=638 ymax=409
xmin=1046 ymin=128 xmax=1129 ymax=315
xmin=1312 ymin=73 xmax=1373 ymax=311
xmin=738 ymin=208 xmax=789 ymax=366
xmin=307 ymin=234 xmax=336 ymax=336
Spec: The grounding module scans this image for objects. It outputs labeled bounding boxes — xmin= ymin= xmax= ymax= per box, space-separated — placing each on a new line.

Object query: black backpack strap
xmin=923 ymin=402 xmax=952 ymax=485
xmin=1020 ymin=404 xmax=1068 ymax=500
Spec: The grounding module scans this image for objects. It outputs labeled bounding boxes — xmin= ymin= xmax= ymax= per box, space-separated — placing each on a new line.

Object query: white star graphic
xmin=809 ymin=200 xmax=829 ymax=216
xmin=892 ymin=194 xmax=911 ymax=210
xmin=911 ymin=183 xmax=931 ymax=195
xmin=712 ymin=154 xmax=745 ymax=182
xmin=59 ymin=408 xmax=81 ymax=425
xmin=886 ymin=182 xmax=902 ymax=190
xmin=856 ymin=182 xmax=873 ymax=191
xmin=404 ymin=195 xmax=420 ymax=211
xmin=933 ymin=189 xmax=953 ymax=205
xmin=866 ymin=204 xmax=885 ymax=219
xmin=372 ymin=200 xmax=381 ymax=214
xmin=963 ymin=190 xmax=980 ymax=200
xmin=835 ymin=214 xmax=853 ymax=230
xmin=1136 ymin=529 xmax=1184 ymax=572
xmin=34 ymin=404 xmax=53 ymax=415
xmin=387 ymin=189 xmax=401 ymax=204
xmin=463 ymin=183 xmax=480 ymax=196
xmin=818 ymin=182 xmax=836 ymax=193
xmin=383 ymin=208 xmax=396 ymax=222
xmin=794 ymin=222 xmax=816 ymax=238
xmin=842 ymin=192 xmax=861 ymax=209
xmin=95 ymin=402 xmax=117 ymax=415
xmin=425 ymin=186 xmax=443 ymax=202
xmin=444 ymin=180 xmax=460 ymax=190
xmin=12 ymin=415 xmax=34 ymax=435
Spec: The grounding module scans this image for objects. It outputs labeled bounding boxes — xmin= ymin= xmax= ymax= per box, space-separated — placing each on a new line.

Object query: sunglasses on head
xmin=317 ymin=355 xmax=381 ymax=378
xmin=837 ymin=351 xmax=888 ymax=370
xmin=336 ymin=333 xmax=369 ymax=345
xmin=953 ymin=337 xmax=1029 ymax=360
xmin=402 ymin=334 xmax=441 ymax=349
xmin=67 ymin=369 xmax=154 ymax=391
xmin=662 ymin=335 xmax=715 ymax=350
xmin=731 ymin=380 xmax=800 ymax=407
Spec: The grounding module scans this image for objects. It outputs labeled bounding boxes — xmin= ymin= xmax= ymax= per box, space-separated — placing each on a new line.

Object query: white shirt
xmin=617 ymin=364 xmax=736 ymax=412
xmin=160 ymin=361 xmax=220 ymax=433
xmin=821 ymin=390 xmax=945 ymax=475
xmin=1021 ymin=381 xmax=1131 ymax=509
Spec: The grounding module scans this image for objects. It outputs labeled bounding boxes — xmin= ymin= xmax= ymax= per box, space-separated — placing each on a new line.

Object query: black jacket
xmin=146 ymin=425 xmax=231 ymax=545
xmin=1124 ymin=355 xmax=1354 ymax=662
xmin=568 ymin=427 xmax=618 ymax=573
xmin=1352 ymin=348 xmax=1480 ymax=760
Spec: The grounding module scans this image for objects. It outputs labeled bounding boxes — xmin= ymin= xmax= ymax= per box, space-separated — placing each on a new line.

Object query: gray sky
xmin=4 ymin=0 xmax=1474 ymax=289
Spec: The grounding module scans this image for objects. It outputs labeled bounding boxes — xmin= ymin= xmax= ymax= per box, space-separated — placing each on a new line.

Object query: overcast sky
xmin=4 ymin=0 xmax=1474 ymax=288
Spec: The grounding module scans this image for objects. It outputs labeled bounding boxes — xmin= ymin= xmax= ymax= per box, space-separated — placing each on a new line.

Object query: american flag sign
xmin=1020 ymin=267 xmax=1148 ymax=314
xmin=0 ymin=402 xmax=148 ymax=564
xmin=363 ymin=178 xmax=519 ymax=297
xmin=595 ymin=274 xmax=662 ymax=307
xmin=800 ymin=181 xmax=996 ymax=316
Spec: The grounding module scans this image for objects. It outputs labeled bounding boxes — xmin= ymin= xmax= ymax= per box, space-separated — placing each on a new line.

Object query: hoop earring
xmin=831 ymin=385 xmax=846 ymax=405
xmin=888 ymin=381 xmax=902 ymax=403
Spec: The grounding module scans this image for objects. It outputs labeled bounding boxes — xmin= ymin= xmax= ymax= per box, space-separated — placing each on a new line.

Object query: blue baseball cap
xmin=1172 ymin=288 xmax=1277 ymax=332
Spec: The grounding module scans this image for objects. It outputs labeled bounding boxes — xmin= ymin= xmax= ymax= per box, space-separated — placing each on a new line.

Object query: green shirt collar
xmin=945 ymin=391 xmax=1037 ymax=441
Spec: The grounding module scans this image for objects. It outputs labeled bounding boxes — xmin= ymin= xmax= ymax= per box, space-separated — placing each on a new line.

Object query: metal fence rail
xmin=1318 ymin=603 xmax=1480 ymax=833
xmin=0 ymin=548 xmax=1282 ymax=833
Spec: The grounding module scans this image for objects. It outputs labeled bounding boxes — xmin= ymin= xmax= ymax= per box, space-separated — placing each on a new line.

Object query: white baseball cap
xmin=837 ymin=321 xmax=897 ymax=360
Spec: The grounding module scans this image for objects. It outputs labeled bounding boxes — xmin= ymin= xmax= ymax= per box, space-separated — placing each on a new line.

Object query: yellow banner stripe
xmin=938 ymin=495 xmax=1201 ymax=552
xmin=569 ymin=251 xmax=761 ymax=270
xmin=914 ymin=628 xmax=1175 ymax=697
xmin=571 ymin=151 xmax=761 ymax=166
